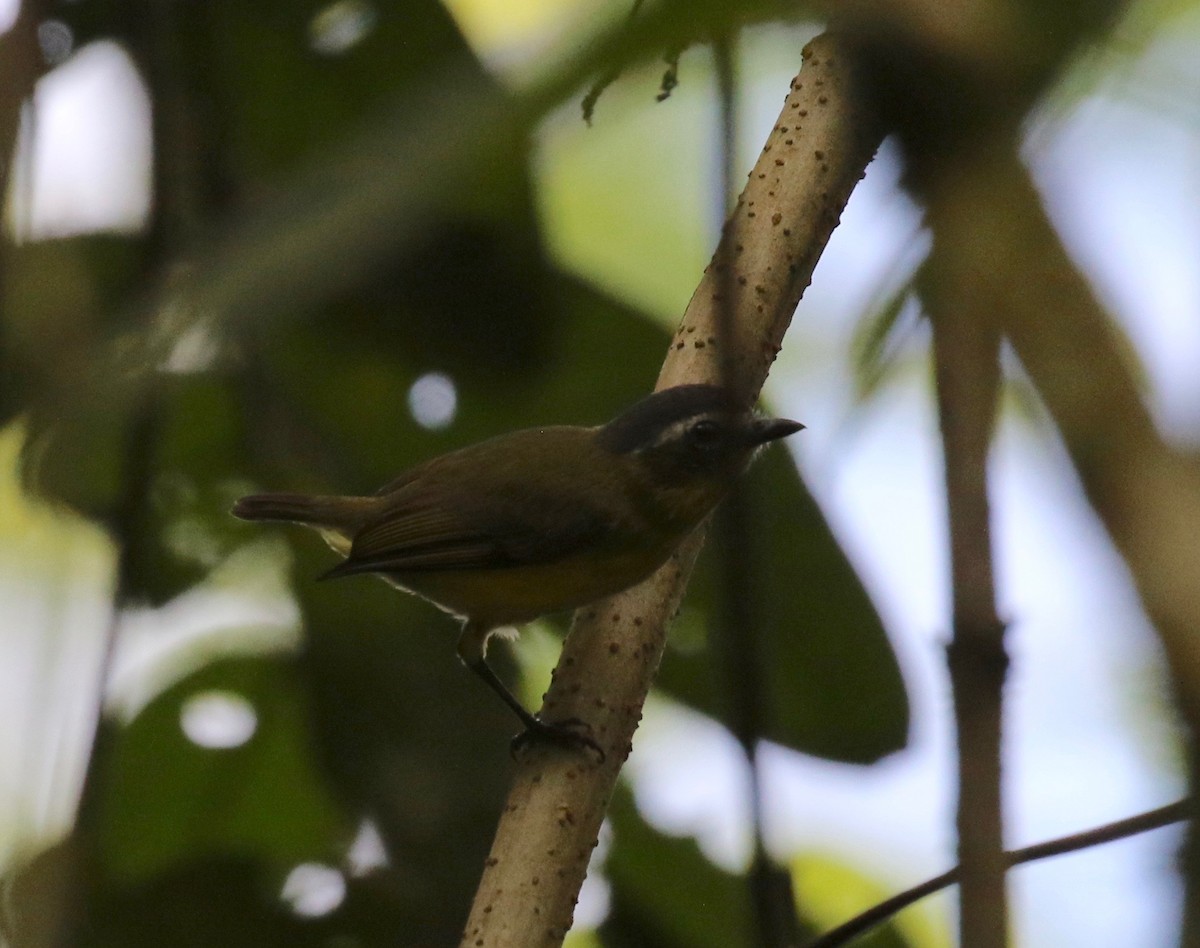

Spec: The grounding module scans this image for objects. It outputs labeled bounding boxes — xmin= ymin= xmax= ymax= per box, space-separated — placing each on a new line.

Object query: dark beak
xmin=749 ymin=416 xmax=805 ymax=445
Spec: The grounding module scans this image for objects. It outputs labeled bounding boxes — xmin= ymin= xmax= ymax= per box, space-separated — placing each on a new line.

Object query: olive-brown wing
xmin=323 ymin=474 xmax=635 ymax=580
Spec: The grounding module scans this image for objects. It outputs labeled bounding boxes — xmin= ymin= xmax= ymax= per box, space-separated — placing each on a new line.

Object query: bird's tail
xmin=232 ymin=492 xmax=375 ymax=533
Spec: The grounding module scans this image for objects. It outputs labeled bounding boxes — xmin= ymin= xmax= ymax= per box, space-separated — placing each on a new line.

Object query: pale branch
xmin=806 ymin=799 xmax=1190 ymax=948
xmin=459 ymin=33 xmax=884 ymax=948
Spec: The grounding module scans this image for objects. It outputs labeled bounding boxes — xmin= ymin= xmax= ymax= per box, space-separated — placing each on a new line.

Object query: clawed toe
xmin=510 ymin=716 xmax=605 ymax=763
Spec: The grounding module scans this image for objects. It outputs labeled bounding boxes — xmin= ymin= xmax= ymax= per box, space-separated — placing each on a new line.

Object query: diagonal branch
xmin=459 ymin=33 xmax=885 ymax=948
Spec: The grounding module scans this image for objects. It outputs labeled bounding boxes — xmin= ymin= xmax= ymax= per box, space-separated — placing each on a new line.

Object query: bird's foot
xmin=510 ymin=716 xmax=605 ymax=763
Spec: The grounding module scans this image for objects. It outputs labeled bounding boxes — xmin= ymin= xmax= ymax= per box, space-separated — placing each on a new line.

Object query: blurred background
xmin=0 ymin=0 xmax=1197 ymax=945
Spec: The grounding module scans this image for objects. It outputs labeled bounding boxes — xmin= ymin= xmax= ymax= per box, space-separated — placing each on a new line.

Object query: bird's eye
xmin=686 ymin=419 xmax=722 ymax=448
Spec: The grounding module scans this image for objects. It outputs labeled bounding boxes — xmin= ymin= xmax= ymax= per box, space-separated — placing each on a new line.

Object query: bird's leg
xmin=459 ymin=623 xmax=604 ymax=761
xmin=466 ymin=655 xmax=542 ymax=732
xmin=465 ymin=657 xmax=605 ymax=761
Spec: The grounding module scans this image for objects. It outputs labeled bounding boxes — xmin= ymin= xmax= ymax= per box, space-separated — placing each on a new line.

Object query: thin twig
xmin=806 ymin=799 xmax=1190 ymax=948
xmin=62 ymin=2 xmax=214 ymax=942
xmin=581 ymin=0 xmax=647 ymax=124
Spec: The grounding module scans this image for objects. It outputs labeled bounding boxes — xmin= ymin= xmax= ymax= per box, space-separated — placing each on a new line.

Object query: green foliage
xmin=601 ymin=787 xmax=760 ymax=948
xmin=0 ymin=0 xmax=918 ymax=944
xmin=97 ymin=657 xmax=346 ymax=884
xmin=792 ymin=852 xmax=951 ymax=948
xmin=601 ymin=789 xmax=935 ymax=947
xmin=663 ymin=448 xmax=910 ymax=763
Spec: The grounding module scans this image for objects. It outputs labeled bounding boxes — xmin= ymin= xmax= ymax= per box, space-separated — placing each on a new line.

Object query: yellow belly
xmin=382 ymin=546 xmax=669 ymax=629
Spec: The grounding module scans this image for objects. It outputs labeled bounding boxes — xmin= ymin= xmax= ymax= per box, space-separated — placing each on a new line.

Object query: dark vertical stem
xmin=929 ymin=292 xmax=1008 ymax=947
xmin=69 ymin=395 xmax=163 ymax=842
xmin=0 ymin=0 xmax=44 ymax=214
xmin=63 ymin=0 xmax=212 ymax=941
xmin=714 ymin=487 xmax=804 ymax=948
xmin=712 ymin=32 xmax=801 ymax=948
xmin=0 ymin=0 xmax=48 ymax=398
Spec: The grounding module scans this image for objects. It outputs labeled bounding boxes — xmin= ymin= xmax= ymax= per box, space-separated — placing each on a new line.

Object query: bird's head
xmin=596 ymin=385 xmax=803 ymax=510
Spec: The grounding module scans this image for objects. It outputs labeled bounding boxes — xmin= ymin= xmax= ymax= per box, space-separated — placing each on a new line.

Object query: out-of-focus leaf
xmin=80 ymin=857 xmax=304 ymax=948
xmin=23 ymin=371 xmax=254 ymax=604
xmin=291 ymin=554 xmax=509 ymax=942
xmin=21 ymin=384 xmax=138 ymax=522
xmin=118 ymin=375 xmax=251 ymax=603
xmin=658 ymin=442 xmax=910 ymax=763
xmin=86 ymin=852 xmax=488 ymax=948
xmin=5 ymin=236 xmax=147 ymax=513
xmin=245 ymin=272 xmax=666 ymax=492
xmin=0 ymin=837 xmax=77 ymax=948
xmin=202 ymin=0 xmax=476 ymax=180
xmin=849 ymin=285 xmax=921 ymax=403
xmin=338 ymin=215 xmax=557 ymax=381
xmin=601 ymin=790 xmax=939 ymax=948
xmin=205 ymin=0 xmax=559 ymax=371
xmin=0 ymin=237 xmax=146 ymax=422
xmin=566 ymin=929 xmax=605 ymax=948
xmin=793 ymin=851 xmax=951 ymax=948
xmin=600 ymin=786 xmax=760 ymax=948
xmin=3 ymin=840 xmax=458 ymax=947
xmin=97 ymin=655 xmax=347 ymax=885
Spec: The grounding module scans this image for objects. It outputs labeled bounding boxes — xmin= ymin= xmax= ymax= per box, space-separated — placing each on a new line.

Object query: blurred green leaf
xmin=4 ymin=236 xmax=147 ymax=513
xmin=291 ymin=551 xmax=509 ymax=932
xmin=659 ymin=443 xmax=910 ymax=764
xmin=601 ymin=789 xmax=938 ymax=948
xmin=0 ymin=237 xmax=146 ymax=418
xmin=81 ymin=856 xmax=308 ymax=948
xmin=793 ymin=851 xmax=951 ymax=948
xmin=98 ymin=655 xmax=347 ymax=885
xmin=244 ymin=273 xmax=666 ymax=491
xmin=125 ymin=376 xmax=251 ymax=603
xmin=601 ymin=786 xmax=760 ymax=948
xmin=203 ymin=0 xmax=478 ymax=179
xmin=849 ymin=284 xmax=920 ymax=404
xmin=23 ymin=371 xmax=253 ymax=604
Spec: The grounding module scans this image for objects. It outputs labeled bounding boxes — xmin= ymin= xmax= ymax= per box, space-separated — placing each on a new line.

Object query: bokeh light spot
xmin=407 ymin=372 xmax=458 ymax=430
xmin=309 ymin=0 xmax=376 ymax=56
xmin=179 ymin=690 xmax=257 ymax=749
xmin=346 ymin=819 xmax=389 ymax=876
xmin=281 ymin=863 xmax=347 ymax=917
xmin=37 ymin=20 xmax=73 ymax=66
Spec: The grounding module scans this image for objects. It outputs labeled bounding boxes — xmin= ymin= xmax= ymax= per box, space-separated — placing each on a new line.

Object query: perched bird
xmin=233 ymin=384 xmax=802 ymax=751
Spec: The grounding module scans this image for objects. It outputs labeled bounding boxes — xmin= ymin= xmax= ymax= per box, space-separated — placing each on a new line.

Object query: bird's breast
xmin=383 ymin=543 xmax=674 ymax=630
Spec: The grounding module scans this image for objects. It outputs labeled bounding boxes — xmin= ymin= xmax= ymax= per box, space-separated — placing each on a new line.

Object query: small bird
xmin=233 ymin=384 xmax=802 ymax=752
